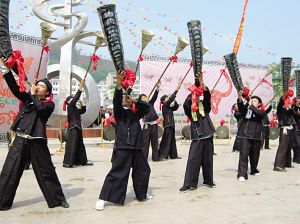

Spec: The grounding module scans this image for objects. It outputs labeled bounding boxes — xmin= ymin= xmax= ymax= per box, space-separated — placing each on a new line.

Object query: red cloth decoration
xmin=260 ymin=102 xmax=265 ymax=112
xmin=242 ymin=87 xmax=250 ymax=99
xmin=292 ymin=97 xmax=296 ymax=105
xmin=42 ymin=93 xmax=53 ymax=103
xmin=122 ymin=69 xmax=136 ymax=89
xmin=64 ymin=120 xmax=69 ymax=128
xmin=137 ymin=54 xmax=143 ymax=62
xmin=6 ymin=50 xmax=26 ymax=92
xmin=90 ymin=54 xmax=100 ymax=70
xmin=157 ymin=119 xmax=160 ymax=125
xmin=270 ymin=119 xmax=277 ymax=127
xmin=220 ymin=119 xmax=225 ymax=126
xmin=190 ymin=61 xmax=193 ymax=67
xmin=261 ymin=78 xmax=273 ymax=87
xmin=188 ymin=84 xmax=204 ymax=112
xmin=105 ymin=116 xmax=114 ymax=128
xmin=159 ymin=101 xmax=162 ymax=111
xmin=63 ymin=101 xmax=67 ymax=111
xmin=231 ymin=106 xmax=234 ymax=114
xmin=289 ymin=79 xmax=294 ymax=87
xmin=43 ymin=46 xmax=50 ymax=53
xmin=284 ymin=89 xmax=294 ymax=108
xmin=187 ymin=116 xmax=191 ymax=123
xmin=169 ymin=56 xmax=178 ymax=64
xmin=131 ymin=102 xmax=137 ymax=113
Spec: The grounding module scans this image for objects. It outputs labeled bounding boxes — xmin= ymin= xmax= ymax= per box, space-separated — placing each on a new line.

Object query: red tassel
xmin=63 ymin=101 xmax=67 ymax=111
xmin=6 ymin=50 xmax=26 ymax=92
xmin=188 ymin=84 xmax=204 ymax=112
xmin=220 ymin=119 xmax=225 ymax=126
xmin=169 ymin=56 xmax=178 ymax=63
xmin=160 ymin=101 xmax=162 ymax=111
xmin=122 ymin=69 xmax=136 ymax=89
xmin=242 ymin=87 xmax=250 ymax=99
xmin=260 ymin=102 xmax=265 ymax=112
xmin=90 ymin=54 xmax=100 ymax=70
xmin=292 ymin=97 xmax=296 ymax=105
xmin=190 ymin=61 xmax=193 ymax=67
xmin=137 ymin=54 xmax=143 ymax=62
xmin=289 ymin=79 xmax=294 ymax=87
xmin=261 ymin=78 xmax=273 ymax=87
xmin=42 ymin=93 xmax=53 ymax=103
xmin=157 ymin=119 xmax=160 ymax=125
xmin=131 ymin=102 xmax=137 ymax=113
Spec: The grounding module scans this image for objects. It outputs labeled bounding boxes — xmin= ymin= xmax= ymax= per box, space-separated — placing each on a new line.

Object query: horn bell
xmin=203 ymin=45 xmax=209 ymax=55
xmin=40 ymin=22 xmax=57 ymax=46
xmin=174 ymin=36 xmax=189 ymax=55
xmin=94 ymin=31 xmax=105 ymax=52
xmin=141 ymin=29 xmax=155 ymax=52
xmin=266 ymin=64 xmax=277 ymax=76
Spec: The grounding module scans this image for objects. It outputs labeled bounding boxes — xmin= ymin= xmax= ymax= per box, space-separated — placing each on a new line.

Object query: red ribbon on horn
xmin=169 ymin=56 xmax=178 ymax=64
xmin=289 ymin=79 xmax=294 ymax=87
xmin=242 ymin=87 xmax=250 ymax=99
xmin=6 ymin=50 xmax=26 ymax=92
xmin=43 ymin=46 xmax=50 ymax=53
xmin=137 ymin=54 xmax=143 ymax=62
xmin=261 ymin=78 xmax=273 ymax=87
xmin=122 ymin=69 xmax=136 ymax=89
xmin=190 ymin=61 xmax=193 ymax=67
xmin=188 ymin=84 xmax=204 ymax=112
xmin=90 ymin=55 xmax=100 ymax=70
xmin=284 ymin=89 xmax=294 ymax=108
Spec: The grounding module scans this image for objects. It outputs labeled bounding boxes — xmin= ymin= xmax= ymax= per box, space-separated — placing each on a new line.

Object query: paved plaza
xmin=0 ymin=138 xmax=299 ymax=224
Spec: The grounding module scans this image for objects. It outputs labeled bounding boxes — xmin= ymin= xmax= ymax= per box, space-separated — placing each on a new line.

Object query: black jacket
xmin=67 ymin=89 xmax=86 ymax=130
xmin=4 ymin=70 xmax=54 ymax=138
xmin=292 ymin=104 xmax=300 ymax=131
xmin=237 ymin=99 xmax=265 ymax=140
xmin=234 ymin=111 xmax=243 ymax=128
xmin=277 ymin=97 xmax=296 ymax=127
xmin=114 ymin=88 xmax=150 ymax=149
xmin=262 ymin=105 xmax=272 ymax=126
xmin=144 ymin=90 xmax=159 ymax=123
xmin=183 ymin=89 xmax=215 ymax=140
xmin=162 ymin=90 xmax=179 ymax=128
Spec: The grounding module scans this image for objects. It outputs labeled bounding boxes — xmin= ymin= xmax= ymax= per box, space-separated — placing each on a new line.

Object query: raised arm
xmin=113 ymin=71 xmax=126 ymax=118
xmin=149 ymin=80 xmax=160 ymax=105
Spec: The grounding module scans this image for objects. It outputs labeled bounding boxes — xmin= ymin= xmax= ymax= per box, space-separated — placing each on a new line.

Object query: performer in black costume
xmin=0 ymin=58 xmax=68 ymax=210
xmin=236 ymin=90 xmax=265 ymax=181
xmin=292 ymin=97 xmax=300 ymax=164
xmin=232 ymin=103 xmax=242 ymax=152
xmin=261 ymin=105 xmax=272 ymax=150
xmin=158 ymin=83 xmax=182 ymax=160
xmin=139 ymin=81 xmax=161 ymax=162
xmin=274 ymin=91 xmax=296 ymax=172
xmin=62 ymin=79 xmax=93 ymax=168
xmin=95 ymin=71 xmax=152 ymax=211
xmin=179 ymin=73 xmax=216 ymax=193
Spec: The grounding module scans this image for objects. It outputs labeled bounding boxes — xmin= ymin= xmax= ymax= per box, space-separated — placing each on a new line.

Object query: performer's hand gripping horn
xmin=83 ymin=31 xmax=105 ymax=80
xmin=135 ymin=29 xmax=155 ymax=74
xmin=250 ymin=64 xmax=276 ymax=95
xmin=148 ymin=36 xmax=189 ymax=97
xmin=97 ymin=4 xmax=136 ymax=97
xmin=265 ymin=58 xmax=293 ymax=106
xmin=35 ymin=22 xmax=57 ymax=80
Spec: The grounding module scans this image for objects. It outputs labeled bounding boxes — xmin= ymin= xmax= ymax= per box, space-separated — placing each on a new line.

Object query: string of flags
xmin=8 ymin=0 xmax=300 ymax=66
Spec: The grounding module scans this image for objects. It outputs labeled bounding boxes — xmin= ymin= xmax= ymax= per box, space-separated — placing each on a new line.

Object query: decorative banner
xmin=0 ymin=32 xmax=49 ymax=142
xmin=233 ymin=0 xmax=249 ymax=54
xmin=140 ymin=55 xmax=272 ymax=136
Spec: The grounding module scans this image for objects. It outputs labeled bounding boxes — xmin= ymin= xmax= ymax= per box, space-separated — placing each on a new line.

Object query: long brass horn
xmin=135 ymin=29 xmax=155 ymax=74
xmin=83 ymin=31 xmax=106 ymax=79
xmin=148 ymin=36 xmax=190 ymax=97
xmin=35 ymin=22 xmax=57 ymax=80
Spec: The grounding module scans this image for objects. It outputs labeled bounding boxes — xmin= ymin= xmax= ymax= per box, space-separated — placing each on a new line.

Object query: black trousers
xmin=63 ymin=127 xmax=88 ymax=166
xmin=293 ymin=130 xmax=300 ymax=163
xmin=233 ymin=136 xmax=241 ymax=151
xmin=0 ymin=136 xmax=66 ymax=210
xmin=261 ymin=126 xmax=270 ymax=149
xmin=159 ymin=126 xmax=178 ymax=159
xmin=183 ymin=136 xmax=214 ymax=188
xmin=274 ymin=128 xmax=293 ymax=168
xmin=237 ymin=138 xmax=261 ymax=179
xmin=99 ymin=149 xmax=151 ymax=205
xmin=143 ymin=124 xmax=159 ymax=161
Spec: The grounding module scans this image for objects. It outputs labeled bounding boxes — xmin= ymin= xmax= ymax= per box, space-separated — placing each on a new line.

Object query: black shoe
xmin=59 ymin=200 xmax=69 ymax=208
xmin=159 ymin=157 xmax=167 ymax=161
xmin=264 ymin=148 xmax=271 ymax=149
xmin=83 ymin=162 xmax=94 ymax=166
xmin=63 ymin=164 xmax=73 ymax=168
xmin=286 ymin=165 xmax=295 ymax=168
xmin=172 ymin=157 xmax=182 ymax=159
xmin=273 ymin=167 xmax=287 ymax=172
xmin=203 ymin=183 xmax=216 ymax=188
xmin=179 ymin=186 xmax=190 ymax=193
xmin=213 ymin=153 xmax=217 ymax=155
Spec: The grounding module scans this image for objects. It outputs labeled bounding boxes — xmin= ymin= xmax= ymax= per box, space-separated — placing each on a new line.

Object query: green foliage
xmin=48 ymin=47 xmax=139 ymax=83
